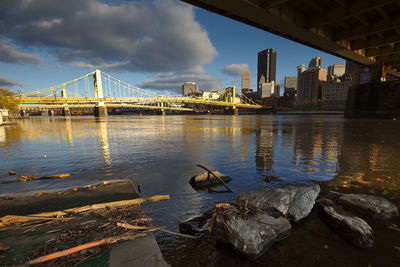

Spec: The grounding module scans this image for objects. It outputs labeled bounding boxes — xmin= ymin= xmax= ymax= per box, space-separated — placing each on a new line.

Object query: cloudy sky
xmin=0 ymin=0 xmax=344 ymax=94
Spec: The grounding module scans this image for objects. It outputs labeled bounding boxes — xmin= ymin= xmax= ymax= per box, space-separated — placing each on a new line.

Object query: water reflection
xmin=0 ymin=115 xmax=400 ymax=226
xmin=96 ymin=119 xmax=111 ymax=166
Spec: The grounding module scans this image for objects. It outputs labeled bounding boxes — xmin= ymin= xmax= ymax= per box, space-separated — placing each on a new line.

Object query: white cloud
xmin=0 ymin=0 xmax=217 ymax=73
xmin=222 ymin=64 xmax=248 ymax=76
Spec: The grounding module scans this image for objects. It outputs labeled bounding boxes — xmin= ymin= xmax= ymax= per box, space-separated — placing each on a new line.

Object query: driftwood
xmin=0 ymin=195 xmax=170 ymax=228
xmin=118 ymin=222 xmax=199 ymax=239
xmin=26 ymin=231 xmax=148 ymax=266
xmin=0 ymin=174 xmax=71 ymax=184
xmin=196 ymin=164 xmax=233 ymax=193
xmin=158 ymin=228 xmax=200 ymax=239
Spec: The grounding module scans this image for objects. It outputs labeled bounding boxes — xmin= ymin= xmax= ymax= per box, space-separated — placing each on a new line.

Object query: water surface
xmin=1 ymin=115 xmax=399 ymax=266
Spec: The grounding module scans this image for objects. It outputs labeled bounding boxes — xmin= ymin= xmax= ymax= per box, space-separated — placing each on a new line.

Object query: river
xmin=1 ymin=115 xmax=399 ymax=266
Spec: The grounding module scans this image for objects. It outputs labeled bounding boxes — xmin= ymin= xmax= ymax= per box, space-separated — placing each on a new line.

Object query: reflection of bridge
xmin=19 ymin=70 xmax=265 ymax=117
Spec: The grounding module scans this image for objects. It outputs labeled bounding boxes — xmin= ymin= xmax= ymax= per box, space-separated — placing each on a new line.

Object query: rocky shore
xmin=181 ymin=179 xmax=400 ymax=260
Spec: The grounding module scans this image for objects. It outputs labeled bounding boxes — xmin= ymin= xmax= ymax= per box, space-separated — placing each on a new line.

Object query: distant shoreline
xmin=275 ymin=110 xmax=344 ymax=115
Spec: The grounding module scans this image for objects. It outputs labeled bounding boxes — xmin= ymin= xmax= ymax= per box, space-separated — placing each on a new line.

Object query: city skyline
xmin=0 ymin=0 xmax=345 ymax=95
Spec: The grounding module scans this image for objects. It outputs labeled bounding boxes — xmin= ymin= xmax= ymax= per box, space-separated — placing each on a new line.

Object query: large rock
xmin=337 ymin=194 xmax=399 ymax=219
xmin=321 ymin=205 xmax=374 ymax=248
xmin=213 ymin=209 xmax=291 ymax=258
xmin=236 ymin=184 xmax=320 ymax=222
xmin=189 ymin=171 xmax=232 ymax=189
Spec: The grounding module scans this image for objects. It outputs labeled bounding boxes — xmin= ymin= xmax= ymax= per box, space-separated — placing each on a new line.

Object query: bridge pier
xmin=94 ymin=106 xmax=108 ymax=117
xmin=41 ymin=111 xmax=48 ymax=116
xmin=223 ymin=108 xmax=238 ymax=115
xmin=20 ymin=110 xmax=27 ymax=117
xmin=48 ymin=110 xmax=54 ymax=116
xmin=62 ymin=107 xmax=71 ymax=117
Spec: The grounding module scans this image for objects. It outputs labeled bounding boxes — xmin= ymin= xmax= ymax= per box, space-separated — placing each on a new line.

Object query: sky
xmin=0 ymin=0 xmax=345 ymax=95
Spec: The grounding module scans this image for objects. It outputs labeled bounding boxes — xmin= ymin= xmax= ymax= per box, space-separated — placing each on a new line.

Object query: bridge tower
xmin=93 ymin=69 xmax=108 ymax=117
xmin=223 ymin=86 xmax=238 ymax=115
xmin=61 ymin=88 xmax=71 ymax=116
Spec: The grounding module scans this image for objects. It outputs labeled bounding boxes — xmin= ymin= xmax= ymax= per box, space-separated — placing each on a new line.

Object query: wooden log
xmin=26 ymin=195 xmax=170 ymax=217
xmin=158 ymin=228 xmax=200 ymax=239
xmin=0 ymin=195 xmax=169 ymax=228
xmin=117 ymin=223 xmax=153 ymax=230
xmin=0 ymin=174 xmax=70 ymax=184
xmin=26 ymin=231 xmax=148 ymax=266
xmin=37 ymin=174 xmax=71 ymax=180
xmin=196 ymin=164 xmax=233 ymax=193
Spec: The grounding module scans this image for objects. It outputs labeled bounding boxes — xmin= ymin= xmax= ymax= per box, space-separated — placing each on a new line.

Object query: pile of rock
xmin=317 ymin=193 xmax=399 ymax=248
xmin=212 ymin=184 xmax=320 ymax=257
xmin=181 ymin=183 xmax=399 ymax=258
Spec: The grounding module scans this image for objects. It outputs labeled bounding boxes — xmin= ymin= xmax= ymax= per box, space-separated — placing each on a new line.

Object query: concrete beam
xmin=305 ymin=0 xmax=396 ymax=28
xmin=351 ymin=34 xmax=400 ymax=50
xmin=376 ymin=52 xmax=400 ymax=63
xmin=246 ymin=0 xmax=289 ymax=10
xmin=365 ymin=44 xmax=400 ymax=57
xmin=335 ymin=16 xmax=400 ymax=41
xmin=181 ymin=0 xmax=376 ymax=65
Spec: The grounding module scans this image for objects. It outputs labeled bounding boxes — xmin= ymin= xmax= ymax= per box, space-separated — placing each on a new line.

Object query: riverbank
xmin=276 ymin=110 xmax=344 ymax=115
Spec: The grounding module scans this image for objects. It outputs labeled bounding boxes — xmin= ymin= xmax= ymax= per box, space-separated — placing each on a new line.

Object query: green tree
xmin=0 ymin=88 xmax=20 ymax=114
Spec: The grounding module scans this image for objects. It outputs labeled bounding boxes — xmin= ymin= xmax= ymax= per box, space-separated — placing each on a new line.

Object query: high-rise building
xmin=297 ymin=58 xmax=327 ymax=105
xmin=327 ymin=64 xmax=345 ymax=77
xmin=309 ymin=57 xmax=322 ymax=68
xmin=297 ymin=65 xmax=306 ymax=93
xmin=257 ymin=49 xmax=276 ymax=98
xmin=241 ymin=67 xmax=251 ymax=92
xmin=282 ymin=76 xmax=297 ymax=107
xmin=321 ymin=73 xmax=353 ymax=109
xmin=284 ymin=76 xmax=297 ymax=93
xmin=182 ymin=82 xmax=199 ymax=96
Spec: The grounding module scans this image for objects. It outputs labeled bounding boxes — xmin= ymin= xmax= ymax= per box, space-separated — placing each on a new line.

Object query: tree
xmin=0 ymin=88 xmax=20 ymax=114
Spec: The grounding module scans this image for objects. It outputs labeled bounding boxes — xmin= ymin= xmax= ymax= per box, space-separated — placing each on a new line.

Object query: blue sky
xmin=0 ymin=0 xmax=345 ymax=95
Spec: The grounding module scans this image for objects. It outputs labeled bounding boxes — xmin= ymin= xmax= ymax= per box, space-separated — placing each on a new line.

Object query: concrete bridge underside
xmin=181 ymin=0 xmax=400 ymax=78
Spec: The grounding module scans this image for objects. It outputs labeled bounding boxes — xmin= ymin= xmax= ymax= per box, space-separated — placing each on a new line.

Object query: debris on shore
xmin=0 ymin=178 xmax=174 ymax=266
xmin=0 ymin=173 xmax=71 ymax=184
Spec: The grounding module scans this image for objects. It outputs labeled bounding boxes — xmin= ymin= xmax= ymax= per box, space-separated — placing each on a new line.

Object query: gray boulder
xmin=189 ymin=171 xmax=232 ymax=189
xmin=236 ymin=184 xmax=320 ymax=222
xmin=213 ymin=210 xmax=291 ymax=258
xmin=337 ymin=194 xmax=399 ymax=219
xmin=321 ymin=205 xmax=374 ymax=248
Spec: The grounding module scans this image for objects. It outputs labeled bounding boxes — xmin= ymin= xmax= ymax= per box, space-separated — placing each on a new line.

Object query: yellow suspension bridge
xmin=18 ymin=70 xmax=266 ymax=116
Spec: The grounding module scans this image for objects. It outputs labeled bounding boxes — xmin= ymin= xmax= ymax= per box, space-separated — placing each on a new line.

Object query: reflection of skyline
xmin=332 ymin=121 xmax=400 ymax=192
xmin=2 ymin=116 xmax=400 ymax=196
xmin=255 ymin=118 xmax=276 ymax=172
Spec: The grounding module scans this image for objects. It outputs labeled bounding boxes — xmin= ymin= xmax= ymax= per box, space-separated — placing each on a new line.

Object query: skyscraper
xmin=284 ymin=76 xmax=297 ymax=93
xmin=257 ymin=49 xmax=276 ymax=98
xmin=297 ymin=58 xmax=327 ymax=105
xmin=241 ymin=67 xmax=251 ymax=92
xmin=309 ymin=57 xmax=322 ymax=68
xmin=327 ymin=64 xmax=345 ymax=77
